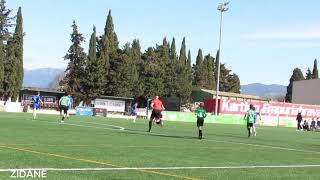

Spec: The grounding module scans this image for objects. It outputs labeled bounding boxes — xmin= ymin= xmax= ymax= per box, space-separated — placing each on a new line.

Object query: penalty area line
xmin=1 ymin=164 xmax=320 ymax=172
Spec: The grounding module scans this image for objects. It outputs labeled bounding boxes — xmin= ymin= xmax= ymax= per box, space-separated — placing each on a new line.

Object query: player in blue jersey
xmin=67 ymin=94 xmax=73 ymax=119
xmin=32 ymin=92 xmax=43 ymax=119
xmin=130 ymin=102 xmax=138 ymax=123
xmin=252 ymin=107 xmax=261 ymax=136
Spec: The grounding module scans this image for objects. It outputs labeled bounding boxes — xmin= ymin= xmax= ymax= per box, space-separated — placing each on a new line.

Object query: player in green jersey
xmin=244 ymin=104 xmax=256 ymax=137
xmin=195 ymin=102 xmax=207 ymax=139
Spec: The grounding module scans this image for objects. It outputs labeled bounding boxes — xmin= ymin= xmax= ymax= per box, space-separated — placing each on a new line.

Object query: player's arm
xmin=243 ymin=112 xmax=247 ymax=120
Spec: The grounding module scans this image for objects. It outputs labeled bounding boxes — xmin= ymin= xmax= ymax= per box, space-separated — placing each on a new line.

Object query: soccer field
xmin=0 ymin=112 xmax=320 ymax=180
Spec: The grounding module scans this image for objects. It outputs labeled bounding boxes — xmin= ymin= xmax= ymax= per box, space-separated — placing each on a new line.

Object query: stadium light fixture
xmin=215 ymin=1 xmax=229 ymax=116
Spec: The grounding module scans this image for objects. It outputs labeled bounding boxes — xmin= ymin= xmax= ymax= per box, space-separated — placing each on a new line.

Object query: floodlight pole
xmin=215 ymin=2 xmax=229 ymax=116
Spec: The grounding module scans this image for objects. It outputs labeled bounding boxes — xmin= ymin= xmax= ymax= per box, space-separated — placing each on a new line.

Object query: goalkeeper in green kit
xmin=195 ymin=102 xmax=207 ymax=139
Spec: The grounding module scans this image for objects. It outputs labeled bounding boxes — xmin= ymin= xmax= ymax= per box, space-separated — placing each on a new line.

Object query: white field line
xmin=203 ymin=138 xmax=320 ymax=155
xmin=142 ymin=131 xmax=320 ymax=155
xmin=25 ymin=118 xmax=320 ymax=155
xmin=26 ymin=119 xmax=125 ymax=131
xmin=1 ymin=165 xmax=320 ymax=172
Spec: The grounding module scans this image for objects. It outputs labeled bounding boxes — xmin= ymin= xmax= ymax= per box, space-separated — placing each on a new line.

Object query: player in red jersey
xmin=148 ymin=96 xmax=165 ymax=132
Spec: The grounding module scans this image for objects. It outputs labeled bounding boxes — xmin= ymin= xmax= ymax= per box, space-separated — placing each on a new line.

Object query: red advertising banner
xmin=219 ymin=99 xmax=320 ymax=118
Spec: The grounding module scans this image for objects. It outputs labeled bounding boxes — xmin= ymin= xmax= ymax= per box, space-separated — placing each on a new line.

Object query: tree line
xmin=285 ymin=59 xmax=318 ymax=102
xmin=61 ymin=10 xmax=241 ymax=104
xmin=0 ymin=0 xmax=23 ymax=101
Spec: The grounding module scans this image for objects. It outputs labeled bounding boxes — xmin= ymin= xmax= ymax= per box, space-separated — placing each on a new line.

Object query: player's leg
xmin=61 ymin=106 xmax=66 ymax=122
xmin=33 ymin=104 xmax=38 ymax=119
xmin=148 ymin=110 xmax=155 ymax=132
xmin=33 ymin=108 xmax=36 ymax=119
xmin=65 ymin=108 xmax=69 ymax=120
xmin=148 ymin=119 xmax=153 ymax=132
xmin=67 ymin=105 xmax=71 ymax=119
xmin=159 ymin=111 xmax=163 ymax=126
xmin=59 ymin=106 xmax=62 ymax=116
xmin=133 ymin=113 xmax=136 ymax=123
xmin=247 ymin=123 xmax=251 ymax=137
xmin=66 ymin=109 xmax=69 ymax=119
xmin=199 ymin=126 xmax=203 ymax=139
xmin=199 ymin=118 xmax=204 ymax=139
xmin=197 ymin=118 xmax=203 ymax=139
xmin=253 ymin=123 xmax=257 ymax=136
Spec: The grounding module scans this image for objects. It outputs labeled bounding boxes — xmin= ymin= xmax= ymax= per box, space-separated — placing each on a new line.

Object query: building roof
xmin=97 ymin=95 xmax=134 ymax=100
xmin=21 ymin=87 xmax=64 ymax=94
xmin=200 ymin=89 xmax=268 ymax=100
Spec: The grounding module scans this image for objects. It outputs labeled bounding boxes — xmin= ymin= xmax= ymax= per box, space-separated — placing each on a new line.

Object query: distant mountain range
xmin=23 ymin=68 xmax=64 ymax=88
xmin=241 ymin=83 xmax=286 ymax=99
xmin=23 ymin=68 xmax=287 ymax=99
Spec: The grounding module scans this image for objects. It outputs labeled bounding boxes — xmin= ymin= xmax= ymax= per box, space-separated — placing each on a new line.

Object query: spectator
xmin=296 ymin=112 xmax=303 ymax=131
xmin=317 ymin=118 xmax=320 ymax=129
xmin=310 ymin=118 xmax=316 ymax=131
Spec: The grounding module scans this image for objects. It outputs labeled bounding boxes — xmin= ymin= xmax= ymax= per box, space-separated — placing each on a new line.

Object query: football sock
xmin=199 ymin=130 xmax=202 ymax=139
xmin=148 ymin=120 xmax=152 ymax=132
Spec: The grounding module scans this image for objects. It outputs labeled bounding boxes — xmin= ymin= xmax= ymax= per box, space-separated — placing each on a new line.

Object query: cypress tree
xmin=104 ymin=10 xmax=119 ymax=56
xmin=162 ymin=37 xmax=170 ymax=62
xmin=97 ymin=34 xmax=110 ymax=95
xmin=184 ymin=50 xmax=193 ymax=100
xmin=312 ymin=59 xmax=318 ymax=79
xmin=12 ymin=7 xmax=23 ymax=101
xmin=163 ymin=37 xmax=174 ymax=96
xmin=176 ymin=38 xmax=192 ymax=101
xmin=194 ymin=49 xmax=205 ymax=87
xmin=306 ymin=68 xmax=312 ymax=80
xmin=129 ymin=39 xmax=142 ymax=97
xmin=285 ymin=68 xmax=305 ymax=102
xmin=187 ymin=50 xmax=191 ymax=66
xmin=84 ymin=26 xmax=104 ymax=101
xmin=179 ymin=37 xmax=187 ymax=64
xmin=108 ymin=48 xmax=134 ymax=97
xmin=218 ymin=63 xmax=232 ymax=92
xmin=109 ymin=41 xmax=141 ymax=97
xmin=225 ymin=73 xmax=241 ymax=93
xmin=170 ymin=37 xmax=178 ymax=62
xmin=0 ymin=0 xmax=14 ymax=40
xmin=61 ymin=20 xmax=87 ymax=104
xmin=140 ymin=47 xmax=165 ymax=98
xmin=204 ymin=54 xmax=215 ymax=90
xmin=164 ymin=37 xmax=179 ymax=97
xmin=0 ymin=39 xmax=4 ymax=98
xmin=3 ymin=37 xmax=16 ymax=101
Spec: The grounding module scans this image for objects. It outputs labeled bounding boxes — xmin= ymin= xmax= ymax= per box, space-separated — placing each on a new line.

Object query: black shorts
xmin=247 ymin=123 xmax=253 ymax=128
xmin=197 ymin=117 xmax=204 ymax=127
xmin=60 ymin=105 xmax=68 ymax=114
xmin=151 ymin=110 xmax=162 ymax=119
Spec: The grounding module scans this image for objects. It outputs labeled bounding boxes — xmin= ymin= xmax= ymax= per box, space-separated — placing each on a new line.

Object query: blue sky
xmin=8 ymin=0 xmax=320 ymax=85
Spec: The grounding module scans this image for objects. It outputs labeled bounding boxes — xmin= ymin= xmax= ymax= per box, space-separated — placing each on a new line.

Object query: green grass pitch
xmin=0 ymin=111 xmax=320 ymax=180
